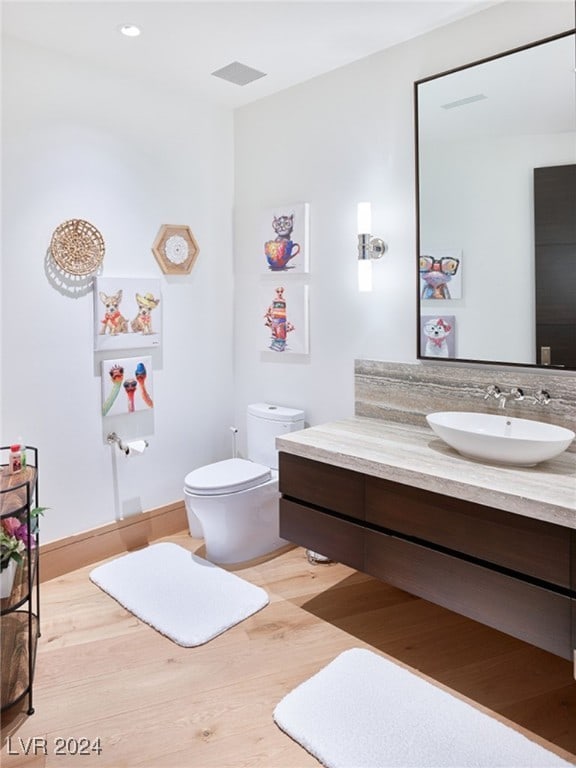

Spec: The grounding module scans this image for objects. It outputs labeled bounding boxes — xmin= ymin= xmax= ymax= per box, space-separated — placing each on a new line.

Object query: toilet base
xmin=185 ymin=508 xmax=203 ymax=539
xmin=205 ymin=536 xmax=289 ymax=566
xmin=184 ymin=476 xmax=287 ymax=565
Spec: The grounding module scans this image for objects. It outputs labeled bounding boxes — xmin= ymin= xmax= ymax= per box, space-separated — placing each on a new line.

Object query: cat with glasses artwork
xmin=419 ymin=254 xmax=460 ymax=300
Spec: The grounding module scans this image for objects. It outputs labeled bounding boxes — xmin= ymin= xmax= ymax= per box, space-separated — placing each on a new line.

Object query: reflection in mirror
xmin=415 ymin=30 xmax=576 ymax=370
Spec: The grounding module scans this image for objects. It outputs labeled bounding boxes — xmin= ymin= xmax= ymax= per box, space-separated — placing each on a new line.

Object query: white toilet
xmin=183 ymin=403 xmax=305 ymax=564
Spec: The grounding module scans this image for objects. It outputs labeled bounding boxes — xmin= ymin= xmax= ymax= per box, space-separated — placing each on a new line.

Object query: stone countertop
xmin=276 ymin=416 xmax=576 ymax=529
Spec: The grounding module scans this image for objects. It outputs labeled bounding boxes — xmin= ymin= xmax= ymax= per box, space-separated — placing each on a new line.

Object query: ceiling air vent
xmin=211 ymin=61 xmax=267 ymax=87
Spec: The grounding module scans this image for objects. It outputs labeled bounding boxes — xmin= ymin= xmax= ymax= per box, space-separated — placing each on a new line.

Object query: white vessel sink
xmin=426 ymin=411 xmax=575 ymax=467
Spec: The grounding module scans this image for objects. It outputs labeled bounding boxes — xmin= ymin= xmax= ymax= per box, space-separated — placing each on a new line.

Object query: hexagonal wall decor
xmin=152 ymin=224 xmax=200 ymax=275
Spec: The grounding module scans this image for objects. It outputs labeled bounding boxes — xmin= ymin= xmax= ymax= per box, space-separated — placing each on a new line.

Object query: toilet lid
xmin=184 ymin=458 xmax=271 ymax=496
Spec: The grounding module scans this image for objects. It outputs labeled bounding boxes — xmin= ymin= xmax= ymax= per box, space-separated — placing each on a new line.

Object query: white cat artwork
xmin=422 ymin=316 xmax=455 ymax=358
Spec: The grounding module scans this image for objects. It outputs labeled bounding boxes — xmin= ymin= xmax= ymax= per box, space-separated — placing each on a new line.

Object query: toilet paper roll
xmin=125 ymin=440 xmax=147 ymax=457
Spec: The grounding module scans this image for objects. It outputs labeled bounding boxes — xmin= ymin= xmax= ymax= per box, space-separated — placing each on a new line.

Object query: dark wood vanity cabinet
xmin=279 ymin=452 xmax=576 ymax=661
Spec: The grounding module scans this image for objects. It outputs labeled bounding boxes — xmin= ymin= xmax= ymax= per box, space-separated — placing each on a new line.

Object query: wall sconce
xmin=357 ymin=202 xmax=387 ymax=292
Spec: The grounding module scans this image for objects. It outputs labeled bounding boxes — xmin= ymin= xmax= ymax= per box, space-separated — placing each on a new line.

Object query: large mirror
xmin=415 ymin=31 xmax=576 ymax=370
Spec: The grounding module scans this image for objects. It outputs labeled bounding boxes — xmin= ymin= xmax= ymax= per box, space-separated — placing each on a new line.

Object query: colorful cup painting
xmin=264 ymin=239 xmax=300 ymax=270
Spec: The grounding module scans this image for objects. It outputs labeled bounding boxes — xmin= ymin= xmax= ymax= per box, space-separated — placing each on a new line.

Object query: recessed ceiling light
xmin=119 ymin=24 xmax=141 ymax=38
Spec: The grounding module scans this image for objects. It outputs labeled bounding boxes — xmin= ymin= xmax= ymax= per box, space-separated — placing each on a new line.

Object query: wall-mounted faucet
xmin=533 ymin=389 xmax=551 ymax=405
xmin=484 ymin=385 xmax=523 ymax=409
xmin=484 ymin=385 xmax=551 ymax=409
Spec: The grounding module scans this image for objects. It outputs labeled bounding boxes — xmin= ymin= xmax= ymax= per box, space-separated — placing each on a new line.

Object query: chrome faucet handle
xmin=484 ymin=385 xmax=500 ymax=400
xmin=535 ymin=389 xmax=551 ymax=405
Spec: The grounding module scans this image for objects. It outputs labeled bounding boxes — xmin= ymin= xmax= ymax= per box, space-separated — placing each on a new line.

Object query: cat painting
xmin=261 ymin=203 xmax=309 ymax=273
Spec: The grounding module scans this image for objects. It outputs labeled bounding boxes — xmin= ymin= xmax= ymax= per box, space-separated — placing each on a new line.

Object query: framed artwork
xmin=260 ymin=202 xmax=309 ymax=273
xmin=260 ymin=284 xmax=309 ymax=354
xmin=420 ymin=315 xmax=456 ymax=358
xmin=101 ymin=356 xmax=154 ymax=417
xmin=152 ymin=224 xmax=200 ymax=275
xmin=94 ymin=277 xmax=161 ymax=351
xmin=419 ymin=249 xmax=462 ymax=300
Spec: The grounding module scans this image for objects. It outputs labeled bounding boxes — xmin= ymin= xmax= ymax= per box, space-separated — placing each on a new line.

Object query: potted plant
xmin=0 ymin=507 xmax=45 ymax=598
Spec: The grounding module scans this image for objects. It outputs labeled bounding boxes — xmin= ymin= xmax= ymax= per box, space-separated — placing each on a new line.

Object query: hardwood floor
xmin=1 ymin=531 xmax=575 ymax=767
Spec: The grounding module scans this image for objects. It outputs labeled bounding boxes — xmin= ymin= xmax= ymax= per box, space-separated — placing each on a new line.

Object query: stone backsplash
xmin=355 ymin=360 xmax=576 ymax=451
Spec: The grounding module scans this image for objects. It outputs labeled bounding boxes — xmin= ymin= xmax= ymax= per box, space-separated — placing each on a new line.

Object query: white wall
xmin=1 ymin=39 xmax=235 ymax=542
xmin=233 ymin=0 xmax=574 ymax=434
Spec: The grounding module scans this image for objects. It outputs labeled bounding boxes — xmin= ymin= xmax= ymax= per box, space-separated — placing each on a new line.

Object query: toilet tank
xmin=246 ymin=403 xmax=305 ymax=469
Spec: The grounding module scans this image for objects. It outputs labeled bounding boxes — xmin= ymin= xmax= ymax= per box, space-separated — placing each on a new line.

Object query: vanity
xmin=277 ymin=417 xmax=576 ymax=666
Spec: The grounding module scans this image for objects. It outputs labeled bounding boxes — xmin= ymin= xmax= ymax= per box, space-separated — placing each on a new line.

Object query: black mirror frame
xmin=414 ymin=29 xmax=576 ymax=371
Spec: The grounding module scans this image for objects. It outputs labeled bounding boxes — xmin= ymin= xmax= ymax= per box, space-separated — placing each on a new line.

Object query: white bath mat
xmin=89 ymin=542 xmax=268 ymax=646
xmin=274 ymin=648 xmax=572 ymax=768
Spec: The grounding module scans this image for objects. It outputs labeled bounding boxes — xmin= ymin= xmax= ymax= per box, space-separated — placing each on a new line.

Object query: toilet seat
xmin=184 ymin=458 xmax=272 ymax=497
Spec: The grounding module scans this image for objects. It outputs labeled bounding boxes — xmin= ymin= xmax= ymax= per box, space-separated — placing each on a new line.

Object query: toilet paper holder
xmin=106 ymin=432 xmax=149 ymax=455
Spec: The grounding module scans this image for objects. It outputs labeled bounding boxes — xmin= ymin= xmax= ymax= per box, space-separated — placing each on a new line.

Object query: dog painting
xmin=421 ymin=315 xmax=456 ymax=358
xmin=99 ymin=290 xmax=129 ymax=336
xmin=131 ymin=292 xmax=160 ymax=335
xmin=94 ymin=278 xmax=162 ymax=351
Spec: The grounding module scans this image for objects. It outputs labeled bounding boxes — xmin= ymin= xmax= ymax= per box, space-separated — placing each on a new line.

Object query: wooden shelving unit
xmin=0 ymin=448 xmax=40 ymax=715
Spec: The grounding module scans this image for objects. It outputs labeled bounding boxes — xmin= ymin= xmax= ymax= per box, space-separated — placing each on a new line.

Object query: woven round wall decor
xmin=50 ymin=219 xmax=105 ymax=276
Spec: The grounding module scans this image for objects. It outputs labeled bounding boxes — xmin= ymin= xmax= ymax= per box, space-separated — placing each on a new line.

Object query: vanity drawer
xmin=365 ymin=530 xmax=573 ymax=660
xmin=572 ymin=600 xmax=576 ymax=654
xmin=365 ymin=476 xmax=572 ymax=589
xmin=279 ymin=499 xmax=364 ymax=570
xmin=279 ymin=453 xmax=365 ymax=521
